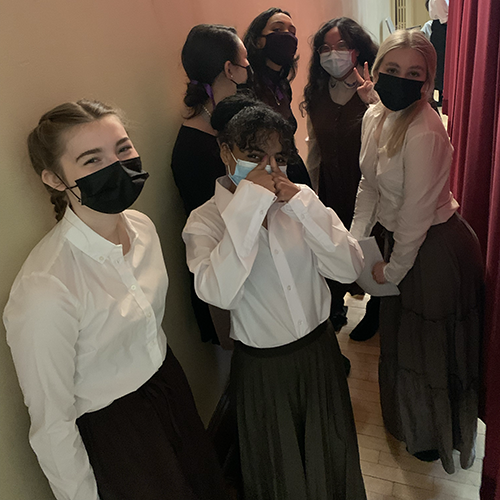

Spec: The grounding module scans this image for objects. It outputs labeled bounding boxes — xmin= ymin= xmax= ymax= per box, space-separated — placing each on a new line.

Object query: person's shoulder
xmin=411 ymin=103 xmax=449 ymax=140
xmin=123 ymin=209 xmax=157 ymax=233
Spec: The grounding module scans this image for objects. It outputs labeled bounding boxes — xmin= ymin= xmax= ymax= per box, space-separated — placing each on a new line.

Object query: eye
xmin=408 ymin=71 xmax=422 ymax=79
xmin=275 ymin=156 xmax=287 ymax=166
xmin=118 ymin=144 xmax=133 ymax=154
xmin=246 ymin=153 xmax=261 ymax=161
xmin=385 ymin=67 xmax=398 ymax=75
xmin=83 ymin=157 xmax=101 ymax=166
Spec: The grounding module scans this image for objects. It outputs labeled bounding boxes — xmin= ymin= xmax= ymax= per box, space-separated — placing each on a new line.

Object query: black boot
xmin=349 ymin=296 xmax=380 ymax=342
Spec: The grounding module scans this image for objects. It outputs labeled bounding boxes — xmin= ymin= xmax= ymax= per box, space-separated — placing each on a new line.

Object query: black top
xmin=253 ymin=65 xmax=298 ymax=133
xmin=171 ymin=125 xmax=226 ymax=216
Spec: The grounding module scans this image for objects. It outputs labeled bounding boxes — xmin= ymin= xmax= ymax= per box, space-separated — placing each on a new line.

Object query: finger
xmin=363 ymin=61 xmax=370 ymax=81
xmin=253 ymin=155 xmax=269 ymax=170
xmin=269 ymin=155 xmax=281 ymax=173
xmin=353 ymin=67 xmax=364 ymax=85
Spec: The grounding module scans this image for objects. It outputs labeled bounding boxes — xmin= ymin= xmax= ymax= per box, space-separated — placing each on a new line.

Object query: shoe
xmin=413 ymin=449 xmax=440 ymax=462
xmin=349 ymin=297 xmax=380 ymax=342
xmin=342 ymin=354 xmax=351 ymax=377
xmin=331 ymin=305 xmax=348 ymax=333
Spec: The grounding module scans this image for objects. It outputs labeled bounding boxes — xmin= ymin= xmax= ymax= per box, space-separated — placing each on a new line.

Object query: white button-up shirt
xmin=350 ymin=102 xmax=458 ymax=285
xmin=182 ymin=177 xmax=363 ymax=348
xmin=3 ymin=208 xmax=168 ymax=500
xmin=429 ymin=0 xmax=449 ymax=24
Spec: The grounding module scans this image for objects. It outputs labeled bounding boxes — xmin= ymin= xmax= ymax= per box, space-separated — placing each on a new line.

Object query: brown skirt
xmin=231 ymin=321 xmax=366 ymax=500
xmin=379 ymin=213 xmax=484 ymax=474
xmin=76 ymin=348 xmax=230 ymax=500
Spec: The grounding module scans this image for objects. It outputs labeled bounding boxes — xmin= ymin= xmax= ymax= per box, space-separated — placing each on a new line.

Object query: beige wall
xmin=0 ymin=1 xmax=390 ymax=498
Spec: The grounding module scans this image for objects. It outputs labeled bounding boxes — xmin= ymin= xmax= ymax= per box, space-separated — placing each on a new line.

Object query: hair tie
xmin=190 ymin=80 xmax=216 ymax=107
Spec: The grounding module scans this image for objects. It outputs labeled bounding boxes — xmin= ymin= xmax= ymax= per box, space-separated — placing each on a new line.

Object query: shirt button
xmin=274 ymin=249 xmax=279 ymax=254
xmin=298 ymin=320 xmax=303 ymax=326
xmin=116 ymin=259 xmax=121 ymax=264
xmin=130 ymin=285 xmax=137 ymax=291
xmin=260 ymin=210 xmax=264 ymax=215
xmin=287 ymin=285 xmax=292 ymax=291
xmin=99 ymin=256 xmax=104 ymax=262
xmin=147 ymin=312 xmax=152 ymax=318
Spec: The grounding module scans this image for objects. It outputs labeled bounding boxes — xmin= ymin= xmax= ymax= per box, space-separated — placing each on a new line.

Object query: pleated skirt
xmin=379 ymin=213 xmax=484 ymax=473
xmin=76 ymin=348 xmax=230 ymax=500
xmin=231 ymin=321 xmax=367 ymax=500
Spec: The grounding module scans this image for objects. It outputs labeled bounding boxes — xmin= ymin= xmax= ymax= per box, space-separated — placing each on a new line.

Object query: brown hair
xmin=372 ymin=29 xmax=437 ymax=157
xmin=27 ymin=99 xmax=122 ymax=221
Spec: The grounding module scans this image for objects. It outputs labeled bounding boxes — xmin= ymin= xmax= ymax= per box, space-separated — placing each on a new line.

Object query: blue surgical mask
xmin=228 ymin=152 xmax=287 ymax=186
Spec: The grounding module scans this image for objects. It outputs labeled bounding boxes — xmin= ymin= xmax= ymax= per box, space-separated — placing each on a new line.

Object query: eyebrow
xmin=385 ymin=62 xmax=425 ymax=71
xmin=75 ymin=136 xmax=130 ymax=162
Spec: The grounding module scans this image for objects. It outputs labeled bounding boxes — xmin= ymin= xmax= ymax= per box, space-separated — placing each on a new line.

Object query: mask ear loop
xmin=54 ymin=172 xmax=82 ymax=203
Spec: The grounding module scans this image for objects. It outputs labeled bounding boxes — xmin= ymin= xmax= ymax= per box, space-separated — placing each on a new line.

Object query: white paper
xmin=356 ymin=237 xmax=400 ymax=297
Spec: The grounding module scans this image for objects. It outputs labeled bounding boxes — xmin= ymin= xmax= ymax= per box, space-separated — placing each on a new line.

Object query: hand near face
xmin=354 ymin=62 xmax=379 ymax=105
xmin=372 ymin=261 xmax=387 ymax=284
xmin=270 ymin=157 xmax=300 ymax=202
xmin=246 ymin=155 xmax=276 ymax=193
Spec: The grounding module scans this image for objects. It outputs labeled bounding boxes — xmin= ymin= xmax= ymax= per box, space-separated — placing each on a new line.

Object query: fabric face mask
xmin=68 ymin=157 xmax=149 ymax=214
xmin=228 ymin=152 xmax=287 ymax=186
xmin=320 ymin=50 xmax=356 ymax=79
xmin=263 ymin=32 xmax=298 ymax=67
xmin=374 ymin=72 xmax=424 ymax=111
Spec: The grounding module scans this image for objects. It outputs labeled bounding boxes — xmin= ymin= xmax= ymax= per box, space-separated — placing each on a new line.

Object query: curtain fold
xmin=444 ymin=1 xmax=500 ymax=498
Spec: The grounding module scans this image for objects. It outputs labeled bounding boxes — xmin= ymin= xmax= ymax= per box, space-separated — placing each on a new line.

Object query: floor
xmin=341 ymin=294 xmax=485 ymax=500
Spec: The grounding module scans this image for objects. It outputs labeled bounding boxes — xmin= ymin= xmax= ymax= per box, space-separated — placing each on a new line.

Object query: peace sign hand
xmin=354 ymin=62 xmax=380 ymax=105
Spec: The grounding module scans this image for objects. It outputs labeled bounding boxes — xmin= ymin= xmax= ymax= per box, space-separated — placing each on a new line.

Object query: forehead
xmin=265 ymin=12 xmax=293 ymax=29
xmin=62 ymin=115 xmax=127 ymax=157
xmin=246 ymin=131 xmax=283 ymax=154
xmin=324 ymin=27 xmax=342 ymax=45
xmin=382 ymin=47 xmax=427 ymax=71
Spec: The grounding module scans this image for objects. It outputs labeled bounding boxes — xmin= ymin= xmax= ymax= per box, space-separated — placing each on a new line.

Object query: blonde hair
xmin=372 ymin=29 xmax=437 ymax=157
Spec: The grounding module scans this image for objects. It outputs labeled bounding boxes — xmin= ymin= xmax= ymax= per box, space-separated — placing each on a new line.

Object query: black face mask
xmin=374 ymin=72 xmax=425 ymax=111
xmin=67 ymin=157 xmax=149 ymax=214
xmin=235 ymin=64 xmax=254 ymax=92
xmin=263 ymin=31 xmax=298 ymax=67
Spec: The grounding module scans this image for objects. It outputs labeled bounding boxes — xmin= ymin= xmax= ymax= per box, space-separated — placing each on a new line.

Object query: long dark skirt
xmin=76 ymin=348 xmax=230 ymax=500
xmin=379 ymin=213 xmax=483 ymax=474
xmin=231 ymin=321 xmax=366 ymax=500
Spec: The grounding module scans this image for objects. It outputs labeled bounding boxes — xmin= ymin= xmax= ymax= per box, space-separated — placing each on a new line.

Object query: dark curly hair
xmin=181 ymin=24 xmax=240 ymax=118
xmin=28 ymin=99 xmax=123 ymax=221
xmin=218 ymin=103 xmax=297 ymax=163
xmin=301 ymin=17 xmax=378 ymax=113
xmin=243 ymin=8 xmax=298 ymax=94
xmin=210 ymin=92 xmax=260 ymax=132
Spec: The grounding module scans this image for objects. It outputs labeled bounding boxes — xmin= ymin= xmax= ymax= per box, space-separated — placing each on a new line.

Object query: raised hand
xmin=246 ymin=155 xmax=276 ymax=193
xmin=270 ymin=156 xmax=300 ymax=202
xmin=354 ymin=62 xmax=379 ymax=105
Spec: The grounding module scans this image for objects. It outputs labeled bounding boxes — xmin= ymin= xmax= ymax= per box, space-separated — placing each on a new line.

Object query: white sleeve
xmin=350 ymin=174 xmax=379 ymax=240
xmin=305 ymin=115 xmax=321 ymax=193
xmin=281 ymin=186 xmax=364 ymax=283
xmin=182 ymin=181 xmax=276 ymax=310
xmin=3 ymin=274 xmax=99 ymax=500
xmin=384 ymin=131 xmax=453 ymax=284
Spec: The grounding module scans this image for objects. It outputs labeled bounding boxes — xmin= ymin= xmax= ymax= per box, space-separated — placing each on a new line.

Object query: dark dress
xmin=171 ymin=126 xmax=228 ymax=344
xmin=308 ymin=85 xmax=370 ymax=324
xmin=252 ymin=66 xmax=312 ymax=187
xmin=308 ymin=85 xmax=367 ymax=229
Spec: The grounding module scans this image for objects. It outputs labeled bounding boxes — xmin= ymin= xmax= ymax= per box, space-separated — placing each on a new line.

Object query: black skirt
xmin=76 ymin=348 xmax=230 ymax=500
xmin=379 ymin=213 xmax=484 ymax=473
xmin=231 ymin=321 xmax=366 ymax=500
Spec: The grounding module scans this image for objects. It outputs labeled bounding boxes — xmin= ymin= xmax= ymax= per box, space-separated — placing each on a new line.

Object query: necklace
xmin=202 ymin=105 xmax=212 ymax=118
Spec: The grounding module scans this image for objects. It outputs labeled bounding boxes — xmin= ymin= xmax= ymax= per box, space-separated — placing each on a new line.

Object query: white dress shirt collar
xmin=62 ymin=208 xmax=138 ymax=263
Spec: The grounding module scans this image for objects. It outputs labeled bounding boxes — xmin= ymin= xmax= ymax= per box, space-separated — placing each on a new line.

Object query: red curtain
xmin=444 ymin=0 xmax=500 ymax=498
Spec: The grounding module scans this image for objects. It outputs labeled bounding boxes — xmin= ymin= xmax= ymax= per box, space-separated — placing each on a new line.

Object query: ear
xmin=257 ymin=35 xmax=266 ymax=50
xmin=41 ymin=169 xmax=66 ymax=191
xmin=223 ymin=60 xmax=233 ymax=81
xmin=220 ymin=143 xmax=234 ymax=173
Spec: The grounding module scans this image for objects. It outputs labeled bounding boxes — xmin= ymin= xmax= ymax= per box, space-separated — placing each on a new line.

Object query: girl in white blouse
xmin=3 ymin=100 xmax=230 ymax=500
xmin=351 ymin=30 xmax=483 ymax=473
xmin=183 ymin=102 xmax=366 ymax=499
